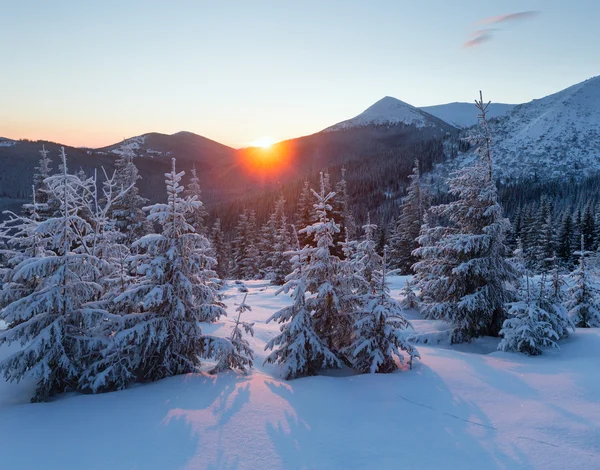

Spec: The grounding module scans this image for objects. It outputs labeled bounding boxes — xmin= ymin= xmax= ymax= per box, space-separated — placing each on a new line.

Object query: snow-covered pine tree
xmin=355 ymin=214 xmax=381 ymax=291
xmin=88 ymin=168 xmax=136 ymax=296
xmin=413 ymin=92 xmax=518 ymax=343
xmin=399 ymin=279 xmax=419 ymax=311
xmin=269 ymin=195 xmax=292 ymax=285
xmin=232 ymin=209 xmax=259 ymax=279
xmin=296 ymin=180 xmax=314 ymax=248
xmin=0 ymin=147 xmax=107 ymax=401
xmin=565 ymin=236 xmax=600 ymax=328
xmin=109 ymin=143 xmax=149 ymax=245
xmin=389 ymin=159 xmax=428 ymax=273
xmin=264 ymin=229 xmax=342 ymax=379
xmin=32 ymin=145 xmax=53 ymax=217
xmin=299 ymin=173 xmax=354 ymax=352
xmin=184 ymin=164 xmax=209 ymax=235
xmin=558 ymin=212 xmax=575 ymax=268
xmin=346 ymin=248 xmax=419 ymax=373
xmin=82 ymin=158 xmax=226 ymax=392
xmin=498 ymin=243 xmax=564 ymax=355
xmin=210 ymin=218 xmax=229 ymax=279
xmin=208 ymin=293 xmax=254 ymax=374
xmin=581 ymin=204 xmax=596 ymax=252
xmin=332 ymin=168 xmax=356 ymax=255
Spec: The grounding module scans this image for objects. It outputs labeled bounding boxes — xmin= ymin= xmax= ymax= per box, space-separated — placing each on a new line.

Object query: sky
xmin=1 ymin=0 xmax=599 ymax=149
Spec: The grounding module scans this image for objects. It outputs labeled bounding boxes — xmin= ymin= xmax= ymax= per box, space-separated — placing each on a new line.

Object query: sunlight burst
xmin=249 ymin=137 xmax=275 ymax=149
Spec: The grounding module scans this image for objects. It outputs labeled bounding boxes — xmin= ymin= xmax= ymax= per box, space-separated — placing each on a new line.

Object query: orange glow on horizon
xmin=238 ymin=140 xmax=295 ymax=179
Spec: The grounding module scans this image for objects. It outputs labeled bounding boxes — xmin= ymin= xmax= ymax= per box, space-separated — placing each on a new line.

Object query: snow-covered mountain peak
xmin=324 ymin=96 xmax=444 ymax=132
xmin=450 ymin=75 xmax=600 ymax=181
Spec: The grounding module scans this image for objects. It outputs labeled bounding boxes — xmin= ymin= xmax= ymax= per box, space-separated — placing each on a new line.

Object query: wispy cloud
xmin=463 ymin=11 xmax=540 ymax=48
xmin=477 ymin=11 xmax=539 ymax=26
xmin=463 ymin=30 xmax=494 ymax=48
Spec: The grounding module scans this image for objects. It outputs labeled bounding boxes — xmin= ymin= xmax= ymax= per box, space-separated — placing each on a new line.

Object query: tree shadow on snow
xmin=263 ymin=363 xmax=534 ymax=469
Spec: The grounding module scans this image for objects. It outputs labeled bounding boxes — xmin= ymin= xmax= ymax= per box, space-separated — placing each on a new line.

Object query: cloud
xmin=463 ymin=30 xmax=494 ymax=48
xmin=463 ymin=11 xmax=540 ymax=48
xmin=477 ymin=11 xmax=539 ymax=26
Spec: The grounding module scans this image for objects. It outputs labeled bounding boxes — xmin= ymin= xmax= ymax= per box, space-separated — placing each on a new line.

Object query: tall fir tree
xmin=184 ymin=164 xmax=209 ymax=235
xmin=109 ymin=144 xmax=149 ymax=245
xmin=298 ymin=173 xmax=355 ymax=352
xmin=564 ymin=236 xmax=600 ymax=328
xmin=346 ymin=248 xmax=419 ymax=373
xmin=80 ymin=158 xmax=226 ymax=392
xmin=413 ymin=93 xmax=518 ymax=342
xmin=210 ymin=218 xmax=229 ymax=279
xmin=0 ymin=148 xmax=107 ymax=401
xmin=265 ymin=228 xmax=342 ymax=379
xmin=389 ymin=159 xmax=428 ymax=273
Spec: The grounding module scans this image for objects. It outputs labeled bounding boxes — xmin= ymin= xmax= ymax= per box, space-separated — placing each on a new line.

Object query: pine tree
xmin=184 ymin=164 xmax=209 ymax=235
xmin=209 ymin=293 xmax=254 ymax=374
xmin=210 ymin=218 xmax=229 ymax=279
xmin=346 ymin=248 xmax=419 ymax=373
xmin=232 ymin=210 xmax=259 ymax=279
xmin=110 ymin=143 xmax=149 ymax=245
xmin=332 ymin=168 xmax=356 ymax=255
xmin=400 ymin=279 xmax=419 ymax=311
xmin=389 ymin=159 xmax=428 ymax=273
xmin=264 ymin=230 xmax=342 ymax=379
xmin=413 ymin=93 xmax=518 ymax=342
xmin=499 ymin=245 xmax=568 ymax=355
xmin=581 ymin=204 xmax=596 ymax=251
xmin=32 ymin=145 xmax=53 ymax=217
xmin=0 ymin=148 xmax=107 ymax=401
xmin=565 ymin=236 xmax=600 ymax=328
xmin=299 ymin=173 xmax=355 ymax=352
xmin=296 ymin=180 xmax=314 ymax=248
xmin=557 ymin=212 xmax=574 ymax=267
xmin=81 ymin=158 xmax=226 ymax=392
xmin=268 ymin=195 xmax=292 ymax=285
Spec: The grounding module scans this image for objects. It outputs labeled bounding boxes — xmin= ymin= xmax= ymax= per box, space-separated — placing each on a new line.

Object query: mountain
xmin=419 ymin=102 xmax=516 ymax=128
xmin=324 ymin=96 xmax=454 ymax=134
xmin=459 ymin=75 xmax=600 ymax=181
xmin=0 ymin=132 xmax=242 ymax=217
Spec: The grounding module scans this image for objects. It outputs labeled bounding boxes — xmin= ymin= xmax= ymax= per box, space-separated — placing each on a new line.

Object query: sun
xmin=249 ymin=137 xmax=275 ymax=149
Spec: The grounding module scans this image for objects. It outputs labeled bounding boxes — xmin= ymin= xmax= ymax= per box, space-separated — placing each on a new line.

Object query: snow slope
xmin=0 ymin=278 xmax=599 ymax=469
xmin=456 ymin=75 xmax=600 ymax=180
xmin=420 ymin=102 xmax=516 ymax=128
xmin=324 ymin=97 xmax=450 ymax=132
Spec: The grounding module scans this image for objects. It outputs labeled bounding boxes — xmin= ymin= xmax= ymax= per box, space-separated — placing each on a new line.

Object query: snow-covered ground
xmin=1 ymin=277 xmax=599 ymax=469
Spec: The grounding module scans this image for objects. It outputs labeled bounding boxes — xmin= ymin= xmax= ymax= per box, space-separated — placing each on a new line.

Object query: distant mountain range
xmin=1 ymin=75 xmax=599 ymax=215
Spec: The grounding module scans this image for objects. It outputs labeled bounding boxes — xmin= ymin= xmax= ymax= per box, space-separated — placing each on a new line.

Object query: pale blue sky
xmin=1 ymin=0 xmax=598 ymax=148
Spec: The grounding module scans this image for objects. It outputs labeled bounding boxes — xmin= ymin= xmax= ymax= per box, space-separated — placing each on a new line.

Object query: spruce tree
xmin=413 ymin=93 xmax=518 ymax=342
xmin=210 ymin=218 xmax=229 ymax=279
xmin=347 ymin=248 xmax=419 ymax=373
xmin=299 ymin=173 xmax=355 ymax=352
xmin=110 ymin=143 xmax=149 ymax=245
xmin=0 ymin=148 xmax=107 ymax=401
xmin=81 ymin=158 xmax=226 ymax=392
xmin=264 ymin=228 xmax=342 ymax=379
xmin=296 ymin=180 xmax=314 ymax=248
xmin=209 ymin=293 xmax=254 ymax=374
xmin=389 ymin=159 xmax=428 ymax=273
xmin=184 ymin=164 xmax=209 ymax=235
xmin=565 ymin=236 xmax=600 ymax=328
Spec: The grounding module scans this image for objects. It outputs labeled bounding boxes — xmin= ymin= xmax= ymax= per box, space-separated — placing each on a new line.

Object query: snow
xmin=420 ymin=102 xmax=516 ymax=128
xmin=0 ymin=138 xmax=16 ymax=147
xmin=324 ymin=97 xmax=439 ymax=132
xmin=449 ymin=75 xmax=600 ymax=181
xmin=110 ymin=135 xmax=148 ymax=157
xmin=1 ymin=276 xmax=599 ymax=469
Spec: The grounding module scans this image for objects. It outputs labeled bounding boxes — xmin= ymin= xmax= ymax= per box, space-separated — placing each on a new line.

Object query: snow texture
xmin=325 ymin=96 xmax=441 ymax=132
xmin=0 ymin=276 xmax=599 ymax=469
